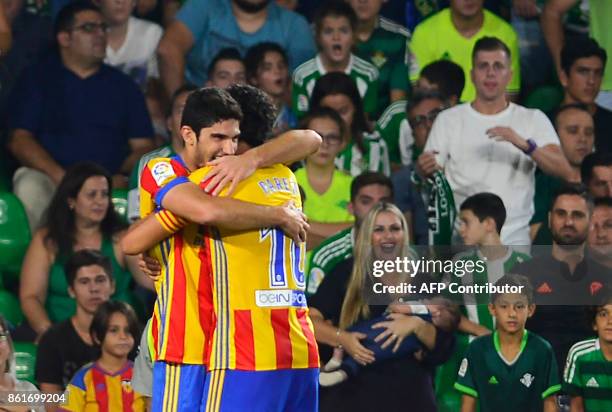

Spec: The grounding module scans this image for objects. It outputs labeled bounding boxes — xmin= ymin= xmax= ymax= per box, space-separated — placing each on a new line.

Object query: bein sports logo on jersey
xmin=255 ymin=290 xmax=307 ymax=308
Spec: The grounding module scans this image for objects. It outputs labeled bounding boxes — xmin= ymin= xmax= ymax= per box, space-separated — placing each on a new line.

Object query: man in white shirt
xmin=417 ymin=36 xmax=573 ymax=245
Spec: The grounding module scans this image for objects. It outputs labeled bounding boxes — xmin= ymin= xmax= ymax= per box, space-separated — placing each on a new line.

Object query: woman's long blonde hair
xmin=339 ymin=202 xmax=415 ymax=329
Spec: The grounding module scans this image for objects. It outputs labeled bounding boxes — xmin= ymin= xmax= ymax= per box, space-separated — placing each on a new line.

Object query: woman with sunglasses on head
xmin=0 ymin=316 xmax=43 ymax=412
xmin=296 ymin=107 xmax=355 ymax=249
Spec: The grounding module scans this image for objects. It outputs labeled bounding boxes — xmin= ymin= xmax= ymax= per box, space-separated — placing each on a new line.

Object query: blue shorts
xmin=152 ymin=361 xmax=207 ymax=412
xmin=203 ymin=368 xmax=319 ymax=412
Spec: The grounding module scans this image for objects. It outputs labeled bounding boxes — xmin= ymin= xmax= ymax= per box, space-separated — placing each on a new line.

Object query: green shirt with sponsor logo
xmin=334 ymin=131 xmax=391 ymax=177
xmin=564 ymin=338 xmax=612 ymax=412
xmin=305 ymin=227 xmax=354 ymax=295
xmin=295 ymin=167 xmax=354 ymax=224
xmin=355 ymin=17 xmax=417 ymax=117
xmin=291 ymin=54 xmax=379 ymax=118
xmin=455 ymin=330 xmax=561 ymax=412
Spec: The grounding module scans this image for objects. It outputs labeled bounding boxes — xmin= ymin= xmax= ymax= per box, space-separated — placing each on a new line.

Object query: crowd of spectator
xmin=1 ymin=0 xmax=611 ymax=411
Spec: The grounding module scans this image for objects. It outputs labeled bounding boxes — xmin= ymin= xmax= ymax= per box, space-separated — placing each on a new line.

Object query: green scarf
xmin=426 ymin=171 xmax=456 ymax=246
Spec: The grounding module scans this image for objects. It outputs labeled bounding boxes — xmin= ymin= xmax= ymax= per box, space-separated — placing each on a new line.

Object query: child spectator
xmin=455 ymin=274 xmax=561 ymax=412
xmin=292 ymin=1 xmax=379 ymax=119
xmin=245 ymin=42 xmax=297 ymax=135
xmin=205 ymin=48 xmax=246 ymax=89
xmin=295 ymin=108 xmax=354 ymax=247
xmin=59 ymin=301 xmax=144 ymax=412
xmin=563 ymin=289 xmax=612 ymax=412
xmin=310 ymin=72 xmax=390 ymax=177
xmin=36 ymin=250 xmax=115 ymax=411
xmin=455 ymin=193 xmax=531 ymax=335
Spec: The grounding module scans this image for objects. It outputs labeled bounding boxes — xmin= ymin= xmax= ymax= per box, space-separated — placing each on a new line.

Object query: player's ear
xmin=347 ymin=201 xmax=354 ymax=215
xmin=181 ymin=126 xmax=196 ymax=146
xmin=67 ymin=286 xmax=76 ymax=299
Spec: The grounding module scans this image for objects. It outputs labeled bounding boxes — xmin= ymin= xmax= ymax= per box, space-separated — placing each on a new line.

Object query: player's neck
xmin=356 ymin=17 xmax=377 ymax=42
xmin=320 ymin=53 xmax=350 ymax=73
xmin=471 ymin=97 xmax=509 ymax=115
xmin=600 ymin=338 xmax=612 ymax=361
xmin=97 ymin=353 xmax=129 ymax=374
xmin=60 ymin=51 xmax=101 ymax=79
xmin=231 ymin=1 xmax=268 ymax=34
xmin=450 ymin=9 xmax=483 ymax=38
xmin=0 ymin=373 xmax=15 ymax=391
xmin=497 ymin=328 xmax=524 ymax=348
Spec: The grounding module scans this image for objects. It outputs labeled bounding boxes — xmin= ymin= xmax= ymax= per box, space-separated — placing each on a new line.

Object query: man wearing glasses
xmin=7 ymin=0 xmax=154 ymax=232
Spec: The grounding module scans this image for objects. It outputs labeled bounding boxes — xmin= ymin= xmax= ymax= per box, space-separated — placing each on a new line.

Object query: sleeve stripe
xmin=454 ymin=383 xmax=478 ymax=398
xmin=154 ymin=176 xmax=190 ymax=206
xmin=155 ymin=211 xmax=178 ymax=233
xmin=542 ymin=384 xmax=562 ymax=399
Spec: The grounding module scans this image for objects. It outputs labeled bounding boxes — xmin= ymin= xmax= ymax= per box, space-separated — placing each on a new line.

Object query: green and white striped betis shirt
xmin=452 ymin=248 xmax=530 ymax=332
xmin=564 ymin=338 xmax=612 ymax=412
xmin=306 ymin=227 xmax=354 ymax=295
xmin=334 ymin=131 xmax=391 ymax=177
xmin=375 ymin=99 xmax=414 ymax=166
xmin=291 ymin=54 xmax=379 ymax=118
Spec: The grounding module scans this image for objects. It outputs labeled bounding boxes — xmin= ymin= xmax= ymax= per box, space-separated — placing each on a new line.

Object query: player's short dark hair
xmin=581 ymin=152 xmax=612 ymax=185
xmin=460 ymin=192 xmax=506 ymax=234
xmin=551 ymin=183 xmax=593 ymax=214
xmin=350 ymin=172 xmax=394 ymax=201
xmin=54 ymin=0 xmax=100 ymax=36
xmin=560 ymin=36 xmax=607 ymax=76
xmin=586 ymin=286 xmax=612 ymax=326
xmin=244 ymin=42 xmax=288 ymax=82
xmin=181 ymin=87 xmax=243 ymax=138
xmin=472 ymin=36 xmax=511 ymax=63
xmin=65 ymin=249 xmax=113 ymax=287
xmin=491 ymin=274 xmax=534 ymax=305
xmin=226 ymin=84 xmax=276 ymax=148
xmin=405 ymin=89 xmax=447 ymax=117
xmin=299 ymin=107 xmax=347 ymax=142
xmin=310 ymin=72 xmax=370 ymax=153
xmin=553 ymin=103 xmax=592 ymax=130
xmin=90 ymin=301 xmax=140 ymax=353
xmin=420 ymin=60 xmax=466 ymax=101
xmin=167 ymin=83 xmax=198 ymax=117
xmin=313 ymin=1 xmax=357 ymax=37
xmin=207 ymin=48 xmax=244 ymax=78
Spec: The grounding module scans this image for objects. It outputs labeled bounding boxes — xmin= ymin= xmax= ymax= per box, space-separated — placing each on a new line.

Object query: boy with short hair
xmin=563 ymin=289 xmax=612 ymax=412
xmin=292 ymin=1 xmax=379 ymax=118
xmin=455 ymin=274 xmax=561 ymax=412
xmin=205 ymin=47 xmax=246 ymax=89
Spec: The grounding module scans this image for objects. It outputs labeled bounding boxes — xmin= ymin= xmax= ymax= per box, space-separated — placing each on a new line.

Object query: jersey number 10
xmin=260 ymin=227 xmax=306 ymax=289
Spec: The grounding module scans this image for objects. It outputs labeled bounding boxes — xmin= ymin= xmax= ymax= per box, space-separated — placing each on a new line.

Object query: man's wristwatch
xmin=523 ymin=138 xmax=537 ymax=155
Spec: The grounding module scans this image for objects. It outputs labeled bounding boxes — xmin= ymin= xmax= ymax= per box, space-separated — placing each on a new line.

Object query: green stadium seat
xmin=112 ymin=188 xmax=129 ymax=223
xmin=523 ymin=85 xmax=564 ymax=114
xmin=0 ymin=290 xmax=23 ymax=326
xmin=13 ymin=342 xmax=37 ymax=385
xmin=0 ymin=192 xmax=31 ymax=276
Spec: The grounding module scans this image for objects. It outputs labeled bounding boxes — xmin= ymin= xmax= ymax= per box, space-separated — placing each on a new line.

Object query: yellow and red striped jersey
xmin=163 ymin=164 xmax=320 ymax=371
xmin=59 ymin=362 xmax=145 ymax=412
xmin=139 ymin=156 xmax=213 ymax=365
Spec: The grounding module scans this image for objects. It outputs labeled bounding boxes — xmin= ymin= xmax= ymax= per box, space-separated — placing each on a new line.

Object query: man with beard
xmin=156 ymin=0 xmax=315 ymax=98
xmin=513 ymin=185 xmax=611 ymax=376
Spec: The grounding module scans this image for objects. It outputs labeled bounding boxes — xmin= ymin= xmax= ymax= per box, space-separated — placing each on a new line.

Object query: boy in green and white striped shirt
xmin=291 ymin=2 xmax=379 ymax=119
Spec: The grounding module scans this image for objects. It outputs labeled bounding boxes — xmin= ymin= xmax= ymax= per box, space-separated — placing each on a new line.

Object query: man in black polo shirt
xmin=514 ymin=185 xmax=610 ymax=373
